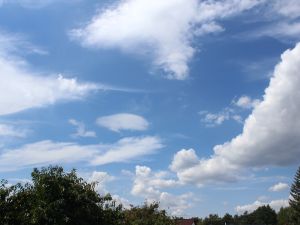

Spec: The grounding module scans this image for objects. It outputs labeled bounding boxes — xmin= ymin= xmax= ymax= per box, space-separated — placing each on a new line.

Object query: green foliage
xmin=252 ymin=205 xmax=277 ymax=225
xmin=289 ymin=165 xmax=300 ymax=225
xmin=123 ymin=202 xmax=175 ymax=225
xmin=0 ymin=166 xmax=123 ymax=225
xmin=0 ymin=166 xmax=176 ymax=225
xmin=277 ymin=206 xmax=294 ymax=225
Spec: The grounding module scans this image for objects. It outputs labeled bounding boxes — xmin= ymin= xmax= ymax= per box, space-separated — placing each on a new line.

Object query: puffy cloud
xmin=88 ymin=171 xmax=114 ymax=194
xmin=172 ymin=43 xmax=300 ymax=185
xmin=131 ymin=165 xmax=192 ymax=215
xmin=269 ymin=182 xmax=289 ymax=192
xmin=234 ymin=96 xmax=260 ymax=109
xmin=0 ymin=136 xmax=163 ymax=172
xmin=96 ymin=113 xmax=149 ymax=132
xmin=71 ymin=0 xmax=262 ymax=80
xmin=69 ymin=119 xmax=96 ymax=138
xmin=91 ymin=136 xmax=163 ymax=165
xmin=236 ymin=199 xmax=289 ymax=214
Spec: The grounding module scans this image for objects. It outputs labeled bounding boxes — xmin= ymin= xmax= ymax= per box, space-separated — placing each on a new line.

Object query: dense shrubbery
xmin=1 ymin=165 xmax=299 ymax=225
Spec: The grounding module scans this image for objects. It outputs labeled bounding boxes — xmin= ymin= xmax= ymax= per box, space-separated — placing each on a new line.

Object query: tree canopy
xmin=289 ymin=165 xmax=300 ymax=225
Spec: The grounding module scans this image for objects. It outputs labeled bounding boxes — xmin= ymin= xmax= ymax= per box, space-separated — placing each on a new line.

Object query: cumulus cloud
xmin=233 ymin=96 xmax=260 ymax=109
xmin=71 ymin=0 xmax=262 ymax=80
xmin=96 ymin=113 xmax=149 ymax=132
xmin=69 ymin=119 xmax=96 ymax=138
xmin=0 ymin=136 xmax=163 ymax=172
xmin=172 ymin=43 xmax=300 ymax=186
xmin=88 ymin=171 xmax=114 ymax=194
xmin=131 ymin=165 xmax=192 ymax=215
xmin=236 ymin=199 xmax=289 ymax=214
xmin=269 ymin=182 xmax=289 ymax=192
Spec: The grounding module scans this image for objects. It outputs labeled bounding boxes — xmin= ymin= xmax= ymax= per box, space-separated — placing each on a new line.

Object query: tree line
xmin=0 ymin=165 xmax=299 ymax=225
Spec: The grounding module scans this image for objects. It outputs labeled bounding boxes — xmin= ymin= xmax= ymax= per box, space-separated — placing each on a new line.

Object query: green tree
xmin=277 ymin=207 xmax=294 ymax=225
xmin=252 ymin=205 xmax=277 ymax=225
xmin=222 ymin=213 xmax=234 ymax=225
xmin=124 ymin=202 xmax=175 ymax=225
xmin=0 ymin=166 xmax=123 ymax=225
xmin=289 ymin=165 xmax=300 ymax=225
xmin=203 ymin=214 xmax=222 ymax=225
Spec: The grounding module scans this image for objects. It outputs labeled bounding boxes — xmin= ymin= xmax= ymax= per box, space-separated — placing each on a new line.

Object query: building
xmin=176 ymin=219 xmax=195 ymax=225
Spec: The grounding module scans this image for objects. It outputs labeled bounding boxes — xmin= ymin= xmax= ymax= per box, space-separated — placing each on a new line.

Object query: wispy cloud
xmin=0 ymin=136 xmax=163 ymax=172
xmin=0 ymin=123 xmax=28 ymax=138
xmin=69 ymin=119 xmax=96 ymax=138
xmin=91 ymin=136 xmax=163 ymax=165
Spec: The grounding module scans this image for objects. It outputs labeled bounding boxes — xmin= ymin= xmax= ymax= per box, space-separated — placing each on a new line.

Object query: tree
xmin=203 ymin=214 xmax=222 ymax=225
xmin=123 ymin=202 xmax=175 ymax=225
xmin=277 ymin=206 xmax=294 ymax=225
xmin=0 ymin=166 xmax=123 ymax=225
xmin=251 ymin=205 xmax=277 ymax=225
xmin=290 ymin=165 xmax=300 ymax=225
xmin=222 ymin=213 xmax=234 ymax=225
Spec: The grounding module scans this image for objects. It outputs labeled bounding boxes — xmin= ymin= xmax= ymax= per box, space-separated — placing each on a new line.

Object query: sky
xmin=0 ymin=0 xmax=300 ymax=218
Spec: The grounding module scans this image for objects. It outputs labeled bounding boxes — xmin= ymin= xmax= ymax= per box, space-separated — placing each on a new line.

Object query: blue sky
xmin=0 ymin=0 xmax=300 ymax=217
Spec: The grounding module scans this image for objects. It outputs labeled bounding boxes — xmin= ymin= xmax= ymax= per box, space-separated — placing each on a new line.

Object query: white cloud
xmin=0 ymin=136 xmax=163 ymax=172
xmin=69 ymin=119 xmax=96 ymax=138
xmin=236 ymin=199 xmax=289 ymax=214
xmin=269 ymin=182 xmax=289 ymax=192
xmin=0 ymin=31 xmax=98 ymax=116
xmin=172 ymin=43 xmax=300 ymax=185
xmin=234 ymin=96 xmax=260 ymax=109
xmin=91 ymin=136 xmax=163 ymax=165
xmin=71 ymin=0 xmax=262 ymax=80
xmin=271 ymin=0 xmax=300 ymax=19
xmin=0 ymin=123 xmax=27 ymax=137
xmin=88 ymin=171 xmax=114 ymax=194
xmin=131 ymin=165 xmax=192 ymax=215
xmin=0 ymin=140 xmax=98 ymax=172
xmin=199 ymin=107 xmax=243 ymax=127
xmin=96 ymin=113 xmax=149 ymax=132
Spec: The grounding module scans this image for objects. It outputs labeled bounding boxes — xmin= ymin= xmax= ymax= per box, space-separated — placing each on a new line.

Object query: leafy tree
xmin=124 ymin=202 xmax=175 ymax=225
xmin=290 ymin=165 xmax=300 ymax=225
xmin=222 ymin=213 xmax=234 ymax=225
xmin=0 ymin=166 xmax=123 ymax=225
xmin=203 ymin=214 xmax=222 ymax=225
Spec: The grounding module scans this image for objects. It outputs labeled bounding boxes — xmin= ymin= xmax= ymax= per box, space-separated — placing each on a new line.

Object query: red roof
xmin=176 ymin=219 xmax=195 ymax=225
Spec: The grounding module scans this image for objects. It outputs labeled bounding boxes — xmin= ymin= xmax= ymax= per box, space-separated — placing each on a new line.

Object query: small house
xmin=176 ymin=219 xmax=195 ymax=225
